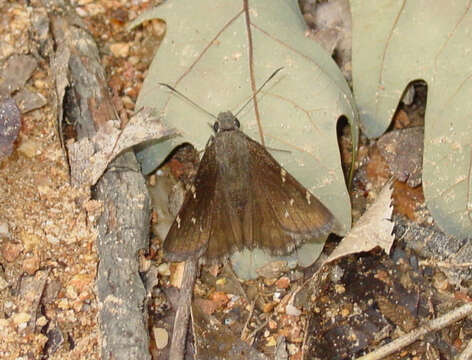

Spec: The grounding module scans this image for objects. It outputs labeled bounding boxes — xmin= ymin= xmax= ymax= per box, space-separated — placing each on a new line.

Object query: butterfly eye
xmin=234 ymin=118 xmax=240 ymax=128
xmin=213 ymin=122 xmax=219 ymax=132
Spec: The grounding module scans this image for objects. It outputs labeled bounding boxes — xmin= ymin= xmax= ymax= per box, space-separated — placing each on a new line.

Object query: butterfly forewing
xmin=163 ymin=140 xmax=218 ymax=261
xmin=245 ymin=135 xmax=334 ymax=252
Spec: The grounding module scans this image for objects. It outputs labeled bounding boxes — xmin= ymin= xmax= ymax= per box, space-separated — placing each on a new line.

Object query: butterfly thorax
xmin=215 ymin=111 xmax=240 ymax=132
xmin=213 ymin=118 xmax=250 ymax=219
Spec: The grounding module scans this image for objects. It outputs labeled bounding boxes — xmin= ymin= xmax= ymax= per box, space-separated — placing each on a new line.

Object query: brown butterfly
xmin=163 ymin=117 xmax=334 ymax=264
xmin=162 ymin=70 xmax=335 ymax=264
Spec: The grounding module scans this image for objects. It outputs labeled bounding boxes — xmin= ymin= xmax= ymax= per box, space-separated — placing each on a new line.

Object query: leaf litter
xmin=141 ymin=1 xmax=472 ymax=359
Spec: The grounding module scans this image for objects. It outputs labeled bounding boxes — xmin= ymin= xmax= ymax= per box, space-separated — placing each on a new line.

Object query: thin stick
xmin=247 ymin=318 xmax=269 ymax=346
xmin=356 ymin=302 xmax=472 ymax=360
xmin=241 ymin=296 xmax=258 ymax=341
xmin=419 ymin=259 xmax=472 ymax=268
xmin=169 ymin=258 xmax=199 ymax=360
xmin=301 ymin=313 xmax=311 ymax=360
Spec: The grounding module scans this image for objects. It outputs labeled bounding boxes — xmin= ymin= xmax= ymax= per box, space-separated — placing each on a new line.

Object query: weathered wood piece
xmin=49 ymin=3 xmax=151 ymax=359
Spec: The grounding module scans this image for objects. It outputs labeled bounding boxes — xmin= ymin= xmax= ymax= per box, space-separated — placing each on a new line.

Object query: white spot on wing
xmin=191 ymin=217 xmax=196 ymax=224
xmin=306 ymin=191 xmax=311 ymax=205
xmin=290 ymin=198 xmax=294 ymax=206
xmin=284 ymin=209 xmax=289 ymax=218
xmin=281 ymin=168 xmax=286 ymax=183
xmin=176 ymin=216 xmax=181 ymax=229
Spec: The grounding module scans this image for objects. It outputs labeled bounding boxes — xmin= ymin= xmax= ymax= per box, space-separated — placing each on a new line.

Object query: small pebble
xmin=334 ymin=284 xmax=346 ymax=294
xmin=0 ymin=222 xmax=10 ymax=237
xmin=2 ymin=241 xmax=23 ymax=262
xmin=287 ymin=343 xmax=299 ymax=355
xmin=273 ymin=291 xmax=283 ymax=301
xmin=265 ymin=336 xmax=276 ymax=347
xmin=209 ymin=291 xmax=229 ymax=307
xmin=275 ymin=276 xmax=290 ymax=289
xmin=215 ymin=277 xmax=226 ymax=286
xmin=46 ymin=234 xmax=59 ymax=244
xmin=12 ymin=312 xmax=31 ymax=325
xmin=22 ymin=255 xmax=40 ymax=275
xmin=285 ymin=304 xmax=301 ymax=316
xmin=263 ymin=302 xmax=276 ymax=313
xmin=75 ymin=7 xmax=87 ymax=17
xmin=110 ymin=42 xmax=130 ymax=58
xmin=36 ymin=316 xmax=48 ymax=327
xmin=157 ymin=263 xmax=170 ymax=276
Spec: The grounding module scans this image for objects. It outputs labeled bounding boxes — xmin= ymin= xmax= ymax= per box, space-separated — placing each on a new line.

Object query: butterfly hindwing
xmin=163 ymin=139 xmax=218 ymax=262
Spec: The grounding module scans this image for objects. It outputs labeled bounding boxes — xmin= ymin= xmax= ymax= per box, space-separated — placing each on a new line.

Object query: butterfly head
xmin=214 ymin=111 xmax=240 ymax=133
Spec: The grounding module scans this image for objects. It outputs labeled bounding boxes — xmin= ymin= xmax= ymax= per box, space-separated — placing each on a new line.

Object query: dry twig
xmin=247 ymin=318 xmax=269 ymax=346
xmin=301 ymin=313 xmax=311 ymax=360
xmin=241 ymin=296 xmax=258 ymax=341
xmin=169 ymin=258 xmax=198 ymax=360
xmin=356 ymin=303 xmax=472 ymax=360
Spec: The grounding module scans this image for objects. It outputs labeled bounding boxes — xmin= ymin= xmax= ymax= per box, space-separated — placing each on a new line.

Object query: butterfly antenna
xmin=235 ymin=67 xmax=284 ymax=117
xmin=158 ymin=83 xmax=218 ymax=120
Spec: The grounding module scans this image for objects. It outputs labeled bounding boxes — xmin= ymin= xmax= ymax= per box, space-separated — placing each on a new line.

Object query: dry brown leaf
xmin=324 ymin=180 xmax=394 ymax=265
xmin=68 ymin=109 xmax=173 ymax=187
xmin=290 ymin=181 xmax=394 ymax=313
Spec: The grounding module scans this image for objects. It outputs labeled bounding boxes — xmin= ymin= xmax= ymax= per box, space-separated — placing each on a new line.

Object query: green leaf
xmin=351 ymin=0 xmax=472 ymax=238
